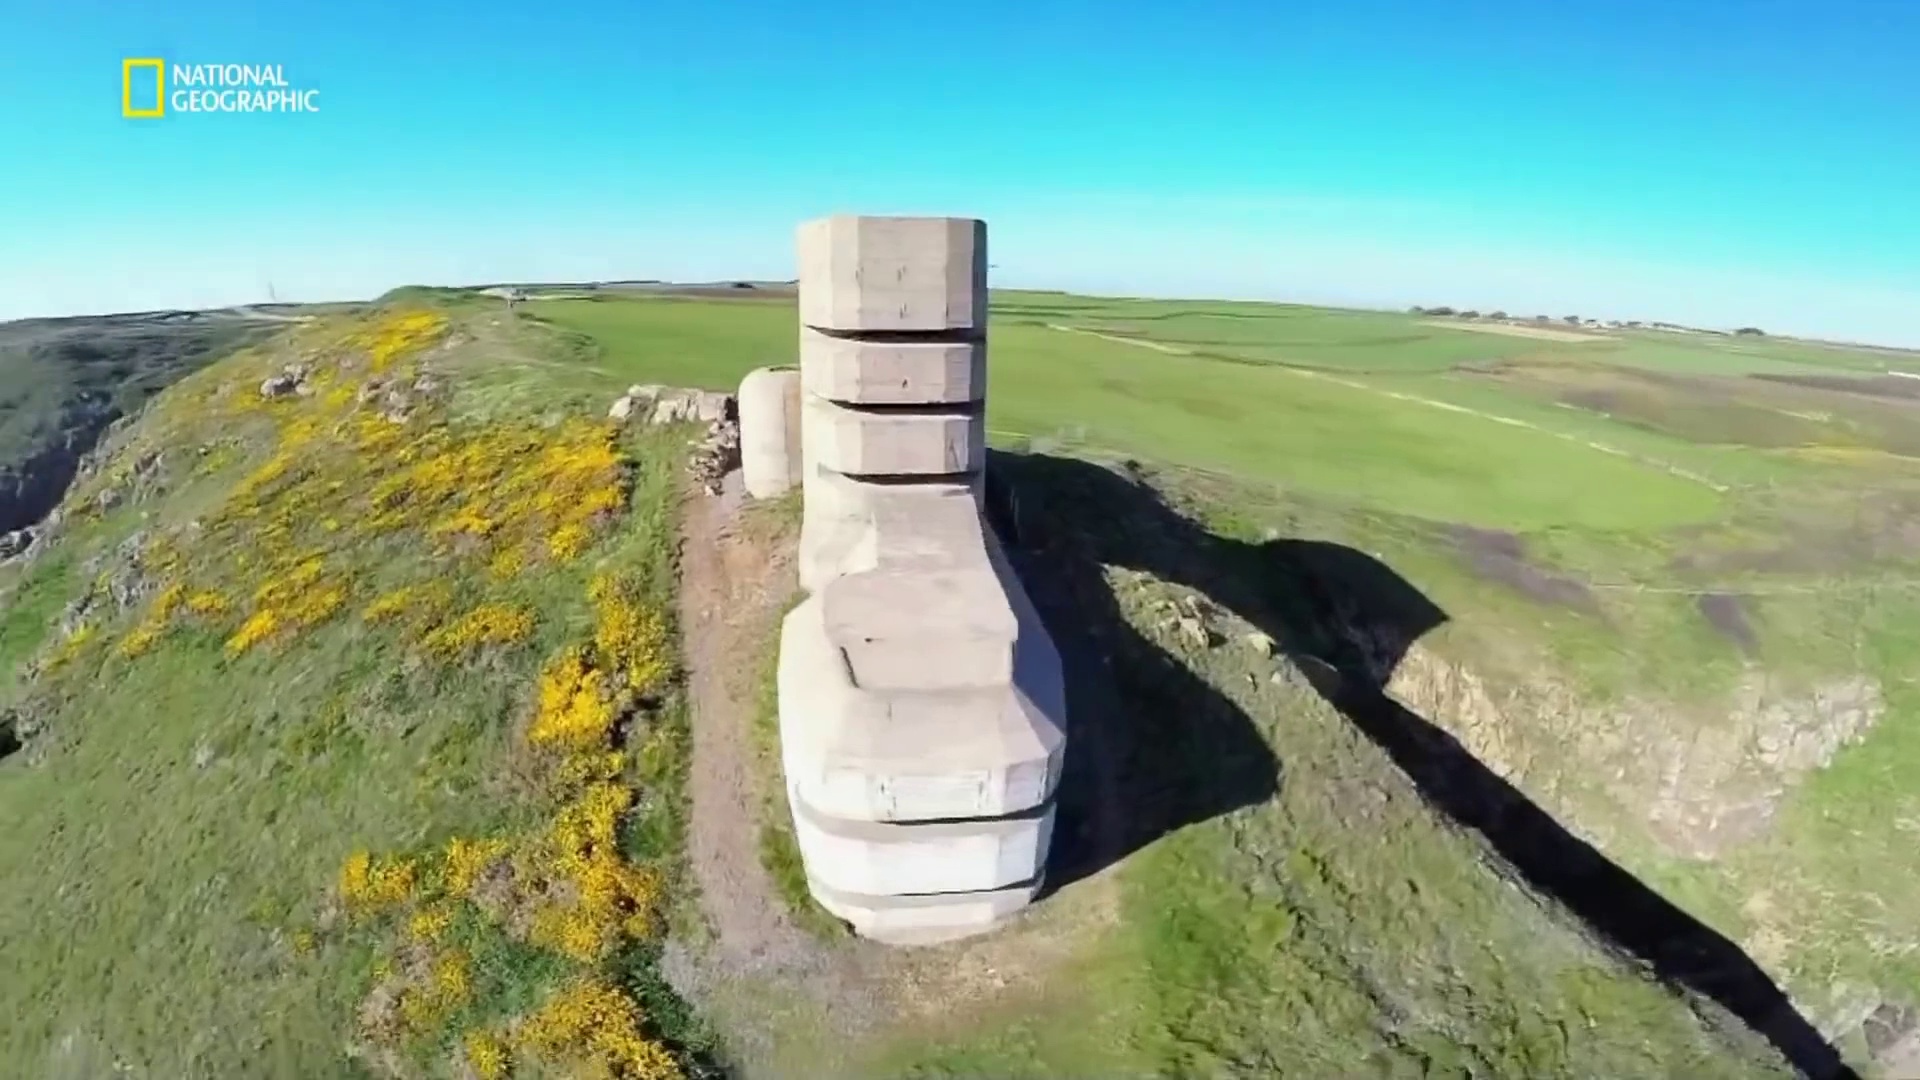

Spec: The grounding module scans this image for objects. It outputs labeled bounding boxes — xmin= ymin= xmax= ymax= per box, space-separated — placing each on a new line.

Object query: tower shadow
xmin=986 ymin=448 xmax=1856 ymax=1080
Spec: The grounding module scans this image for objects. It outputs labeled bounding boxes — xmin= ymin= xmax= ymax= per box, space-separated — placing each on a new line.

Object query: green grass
xmin=532 ymin=295 xmax=1724 ymax=532
xmin=986 ymin=321 xmax=1723 ymax=531
xmin=536 ymin=289 xmax=1917 ymax=1076
xmin=9 ymin=285 xmax=1919 ymax=1077
xmin=1596 ymin=333 xmax=1905 ymax=376
xmin=761 ymin=466 xmax=1791 ymax=1078
xmin=993 ymin=292 xmax=1904 ymax=379
xmin=1361 ymin=369 xmax=1824 ymax=490
xmin=2 ymin=621 xmax=522 ymax=1072
xmin=0 ymin=305 xmax=709 ymax=1077
xmin=525 ymin=297 xmax=792 ymax=391
xmin=1079 ymin=309 xmax=1552 ymax=372
xmin=0 ymin=550 xmax=74 ymax=680
xmin=745 ymin=567 xmax=846 ymax=942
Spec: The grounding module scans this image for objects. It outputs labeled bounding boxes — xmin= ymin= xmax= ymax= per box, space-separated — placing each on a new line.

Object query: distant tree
xmin=1562 ymin=315 xmax=1581 ymax=325
xmin=1408 ymin=305 xmax=1427 ymax=315
xmin=1533 ymin=314 xmax=1550 ymax=322
xmin=1427 ymin=306 xmax=1455 ymax=317
xmin=1489 ymin=310 xmax=1508 ymax=320
xmin=1734 ymin=326 xmax=1767 ymax=336
xmin=1625 ymin=320 xmax=1644 ymax=329
xmin=1459 ymin=310 xmax=1481 ymax=319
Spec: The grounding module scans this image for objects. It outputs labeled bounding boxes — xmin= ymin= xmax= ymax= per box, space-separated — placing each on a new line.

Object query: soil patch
xmin=1421 ymin=319 xmax=1610 ymax=343
xmin=676 ymin=473 xmax=811 ymax=966
xmin=1446 ymin=525 xmax=1600 ymax=614
xmin=1672 ymin=497 xmax=1920 ymax=577
xmin=1753 ymin=373 xmax=1920 ymax=402
xmin=1564 ymin=387 xmax=1628 ymax=414
xmin=1696 ymin=592 xmax=1760 ymax=655
xmin=1672 ymin=532 xmax=1868 ymax=577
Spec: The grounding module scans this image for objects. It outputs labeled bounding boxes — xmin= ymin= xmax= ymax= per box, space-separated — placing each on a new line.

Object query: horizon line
xmin=10 ymin=278 xmax=1918 ymax=356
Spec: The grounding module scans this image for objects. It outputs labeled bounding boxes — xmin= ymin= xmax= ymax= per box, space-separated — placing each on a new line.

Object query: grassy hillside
xmin=4 ymin=287 xmax=1916 ymax=1077
xmin=676 ymin=460 xmax=1795 ymax=1079
xmin=0 ymin=303 xmax=714 ymax=1078
xmin=530 ymin=291 xmax=1918 ymax=1076
xmin=0 ymin=311 xmax=281 ymax=534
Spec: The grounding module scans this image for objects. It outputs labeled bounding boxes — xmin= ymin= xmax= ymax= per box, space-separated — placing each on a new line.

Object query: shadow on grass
xmin=987 ymin=449 xmax=1856 ymax=1080
xmin=987 ymin=459 xmax=1284 ymax=897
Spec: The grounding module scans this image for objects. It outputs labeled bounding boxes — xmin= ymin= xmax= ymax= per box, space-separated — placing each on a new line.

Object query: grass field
xmin=526 ymin=289 xmax=1920 ymax=1076
xmin=5 ymin=286 xmax=1919 ymax=1077
xmin=529 ymin=296 xmax=1731 ymax=531
xmin=0 ymin=306 xmax=716 ymax=1078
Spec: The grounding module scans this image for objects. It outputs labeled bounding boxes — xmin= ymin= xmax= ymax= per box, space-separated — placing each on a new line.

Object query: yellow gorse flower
xmin=135 ymin=307 xmax=692 ymax=1074
xmin=419 ymin=602 xmax=536 ymax=660
xmin=441 ymin=836 xmax=509 ymax=897
xmin=520 ymin=979 xmax=682 ymax=1080
xmin=33 ymin=306 xmax=629 ymax=679
xmin=464 ymin=1029 xmax=512 ymax=1080
xmin=339 ymin=851 xmax=416 ymax=913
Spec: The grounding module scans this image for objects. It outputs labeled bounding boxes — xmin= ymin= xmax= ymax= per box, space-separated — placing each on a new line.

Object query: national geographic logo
xmin=122 ymin=59 xmax=321 ymax=118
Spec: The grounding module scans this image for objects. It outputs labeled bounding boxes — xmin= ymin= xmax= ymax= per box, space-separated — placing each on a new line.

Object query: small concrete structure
xmin=795 ymin=216 xmax=988 ymax=332
xmin=749 ymin=214 xmax=1068 ymax=945
xmin=800 ymin=331 xmax=984 ymax=405
xmin=737 ymin=366 xmax=802 ymax=498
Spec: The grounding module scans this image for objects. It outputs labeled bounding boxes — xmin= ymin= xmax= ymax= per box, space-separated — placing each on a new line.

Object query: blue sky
xmin=1 ymin=0 xmax=1916 ymax=343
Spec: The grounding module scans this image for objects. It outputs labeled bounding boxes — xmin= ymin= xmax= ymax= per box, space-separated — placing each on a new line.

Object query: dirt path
xmin=672 ymin=473 xmax=897 ymax=1073
xmin=675 ymin=473 xmax=819 ymax=968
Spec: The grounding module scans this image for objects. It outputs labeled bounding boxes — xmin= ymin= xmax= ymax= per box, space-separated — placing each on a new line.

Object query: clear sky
xmin=1 ymin=0 xmax=1916 ymax=343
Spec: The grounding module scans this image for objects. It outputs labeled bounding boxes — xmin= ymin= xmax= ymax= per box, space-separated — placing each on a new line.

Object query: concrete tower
xmin=759 ymin=215 xmax=1068 ymax=945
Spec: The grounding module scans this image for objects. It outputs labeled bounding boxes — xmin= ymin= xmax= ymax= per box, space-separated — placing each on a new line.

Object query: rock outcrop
xmin=0 ymin=312 xmax=274 ymax=537
xmin=607 ymin=384 xmax=740 ymax=495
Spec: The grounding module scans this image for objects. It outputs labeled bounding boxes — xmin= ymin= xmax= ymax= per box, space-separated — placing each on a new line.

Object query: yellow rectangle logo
xmin=123 ymin=58 xmax=164 ymax=118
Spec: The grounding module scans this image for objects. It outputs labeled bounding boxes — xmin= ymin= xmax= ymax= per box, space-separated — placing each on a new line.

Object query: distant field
xmin=985 ymin=319 xmax=1722 ymax=531
xmin=1420 ymin=319 xmax=1610 ymax=342
xmin=531 ymin=295 xmax=1724 ymax=532
xmin=525 ymin=296 xmax=791 ymax=391
xmin=526 ymin=288 xmax=1917 ymax=534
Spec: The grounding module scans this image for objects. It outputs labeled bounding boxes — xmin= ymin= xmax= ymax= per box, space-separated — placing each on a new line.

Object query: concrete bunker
xmin=737 ymin=215 xmax=1068 ymax=945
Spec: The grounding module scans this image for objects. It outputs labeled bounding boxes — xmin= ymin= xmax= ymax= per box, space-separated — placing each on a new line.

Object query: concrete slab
xmin=797 ymin=216 xmax=987 ymax=333
xmin=833 ymin=482 xmax=993 ymax=576
xmin=795 ymin=470 xmax=984 ymax=593
xmin=803 ymin=395 xmax=983 ymax=477
xmin=801 ymin=329 xmax=985 ymax=405
xmin=789 ymin=784 xmax=1055 ymax=896
xmin=807 ymin=875 xmax=1041 ymax=946
xmin=778 ymin=594 xmax=1065 ymax=822
xmin=738 ymin=366 xmax=802 ymax=499
xmin=822 ymin=565 xmax=1017 ymax=691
